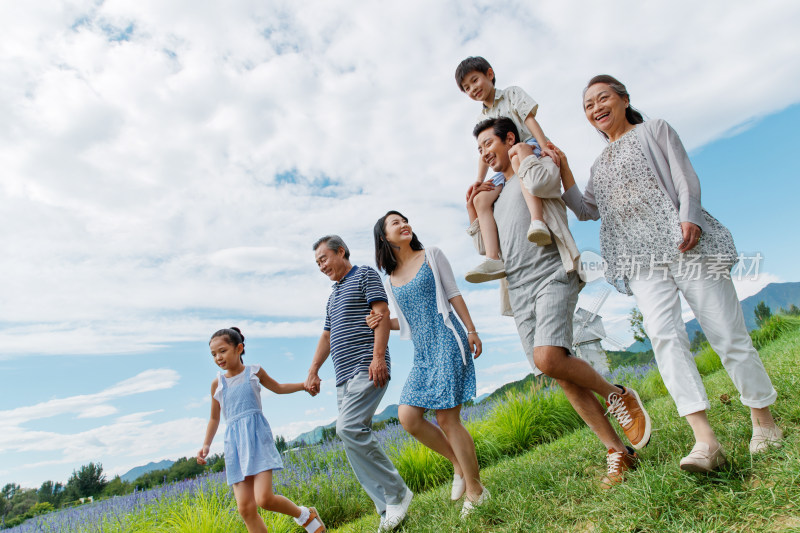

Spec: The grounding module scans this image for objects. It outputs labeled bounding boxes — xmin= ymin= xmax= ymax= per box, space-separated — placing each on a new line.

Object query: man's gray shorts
xmin=508 ymin=268 xmax=581 ymax=371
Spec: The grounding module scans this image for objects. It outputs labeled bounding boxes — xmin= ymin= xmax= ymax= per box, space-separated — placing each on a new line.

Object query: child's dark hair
xmin=455 ymin=56 xmax=495 ymax=91
xmin=210 ymin=327 xmax=245 ymax=360
xmin=373 ymin=210 xmax=424 ymax=275
xmin=473 ymin=117 xmax=519 ymax=145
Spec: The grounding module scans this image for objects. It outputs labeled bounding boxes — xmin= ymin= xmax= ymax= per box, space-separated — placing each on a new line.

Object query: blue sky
xmin=1 ymin=0 xmax=799 ymax=489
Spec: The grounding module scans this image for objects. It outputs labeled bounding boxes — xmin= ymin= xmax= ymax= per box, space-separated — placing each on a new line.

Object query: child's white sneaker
xmin=465 ymin=258 xmax=505 ymax=283
xmin=527 ymin=220 xmax=551 ymax=246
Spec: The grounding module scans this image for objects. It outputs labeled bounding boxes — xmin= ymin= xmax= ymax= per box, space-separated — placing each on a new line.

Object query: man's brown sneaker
xmin=606 ymin=386 xmax=652 ymax=450
xmin=600 ymin=446 xmax=638 ymax=489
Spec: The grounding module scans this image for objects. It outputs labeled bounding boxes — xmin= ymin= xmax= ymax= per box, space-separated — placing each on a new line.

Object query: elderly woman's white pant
xmin=628 ymin=261 xmax=777 ymax=417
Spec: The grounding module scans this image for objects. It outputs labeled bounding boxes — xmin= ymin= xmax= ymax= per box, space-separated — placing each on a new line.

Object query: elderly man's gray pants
xmin=336 ymin=371 xmax=408 ymax=516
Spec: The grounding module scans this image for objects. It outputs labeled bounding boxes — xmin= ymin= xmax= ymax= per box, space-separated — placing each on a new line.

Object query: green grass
xmin=333 ymin=325 xmax=800 ymax=532
xmin=26 ymin=320 xmax=796 ymax=532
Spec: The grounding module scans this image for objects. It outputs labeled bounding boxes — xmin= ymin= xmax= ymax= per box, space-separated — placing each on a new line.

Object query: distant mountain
xmin=288 ymin=403 xmax=400 ymax=446
xmin=627 ymin=281 xmax=800 ymax=351
xmin=120 ymin=460 xmax=174 ymax=482
xmin=474 ymin=393 xmax=490 ymax=404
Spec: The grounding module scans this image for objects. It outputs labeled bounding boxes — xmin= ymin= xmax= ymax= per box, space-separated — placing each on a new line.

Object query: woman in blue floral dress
xmin=368 ymin=210 xmax=489 ymax=517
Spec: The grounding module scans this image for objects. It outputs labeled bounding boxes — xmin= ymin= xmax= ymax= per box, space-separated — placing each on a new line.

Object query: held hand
xmin=304 ymin=372 xmax=321 ymax=396
xmin=509 ymin=142 xmax=535 ymax=174
xmin=467 ymin=181 xmax=496 ymax=205
xmin=539 ymin=145 xmax=561 ymax=167
xmin=196 ymin=445 xmax=209 ymax=465
xmin=679 ymin=222 xmax=702 ymax=253
xmin=365 ymin=309 xmax=383 ymax=330
xmin=547 ymin=143 xmax=569 ymax=177
xmin=468 ymin=332 xmax=482 ymax=359
xmin=368 ymin=357 xmax=389 ymax=388
xmin=466 ymin=181 xmax=480 ymax=203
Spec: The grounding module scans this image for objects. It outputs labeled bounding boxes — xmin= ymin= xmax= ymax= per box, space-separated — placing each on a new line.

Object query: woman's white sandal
xmin=450 ymin=474 xmax=465 ymax=501
xmin=460 ymin=486 xmax=490 ymax=519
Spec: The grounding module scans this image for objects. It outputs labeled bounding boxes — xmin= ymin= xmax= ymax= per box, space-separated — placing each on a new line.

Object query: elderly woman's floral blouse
xmin=592 ymin=129 xmax=738 ymax=294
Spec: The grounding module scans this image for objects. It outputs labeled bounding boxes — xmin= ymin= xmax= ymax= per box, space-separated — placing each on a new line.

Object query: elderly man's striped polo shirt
xmin=325 ymin=265 xmax=391 ymax=386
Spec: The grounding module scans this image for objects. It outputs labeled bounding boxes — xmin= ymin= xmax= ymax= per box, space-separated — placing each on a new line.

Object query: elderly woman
xmin=555 ymin=75 xmax=782 ymax=473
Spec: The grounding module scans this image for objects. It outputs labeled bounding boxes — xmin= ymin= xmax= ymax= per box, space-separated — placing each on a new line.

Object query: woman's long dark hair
xmin=584 ymin=74 xmax=645 ymax=140
xmin=373 ymin=210 xmax=424 ymax=275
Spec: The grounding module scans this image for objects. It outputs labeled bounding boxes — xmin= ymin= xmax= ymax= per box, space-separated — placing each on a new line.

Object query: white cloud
xmin=2 ymin=1 xmax=799 ymax=359
xmin=0 ymin=369 xmax=179 ymax=428
xmin=732 ymin=272 xmax=784 ymax=301
xmin=479 ymin=361 xmax=530 ymax=376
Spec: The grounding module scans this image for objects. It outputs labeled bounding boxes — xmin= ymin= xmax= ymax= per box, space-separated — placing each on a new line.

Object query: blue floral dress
xmin=392 ymin=261 xmax=476 ymax=409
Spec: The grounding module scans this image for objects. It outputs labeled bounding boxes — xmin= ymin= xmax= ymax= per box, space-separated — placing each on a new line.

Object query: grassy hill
xmin=334 ymin=318 xmax=800 ymax=532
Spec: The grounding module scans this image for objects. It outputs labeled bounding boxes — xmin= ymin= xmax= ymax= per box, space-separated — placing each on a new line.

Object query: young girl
xmin=368 ymin=211 xmax=489 ymax=519
xmin=197 ymin=327 xmax=326 ymax=533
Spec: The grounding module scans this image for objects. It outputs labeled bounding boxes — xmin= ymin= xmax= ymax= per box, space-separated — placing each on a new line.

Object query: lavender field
xmin=5 ymin=363 xmax=663 ymax=533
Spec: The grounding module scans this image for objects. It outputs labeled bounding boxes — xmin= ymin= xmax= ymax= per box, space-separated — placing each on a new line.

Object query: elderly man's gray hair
xmin=313 ymin=235 xmax=350 ymax=260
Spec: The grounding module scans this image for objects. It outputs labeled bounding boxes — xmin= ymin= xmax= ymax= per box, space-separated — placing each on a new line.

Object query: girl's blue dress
xmin=215 ymin=365 xmax=283 ymax=485
xmin=392 ymin=261 xmax=476 ymax=409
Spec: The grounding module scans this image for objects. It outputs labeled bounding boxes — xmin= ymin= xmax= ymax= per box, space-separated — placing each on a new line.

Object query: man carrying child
xmin=456 ymin=56 xmax=559 ymax=283
xmin=466 ymin=117 xmax=653 ymax=488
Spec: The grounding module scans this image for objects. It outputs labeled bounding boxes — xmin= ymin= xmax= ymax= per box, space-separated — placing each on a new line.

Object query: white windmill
xmin=572 ymin=287 xmax=627 ymax=375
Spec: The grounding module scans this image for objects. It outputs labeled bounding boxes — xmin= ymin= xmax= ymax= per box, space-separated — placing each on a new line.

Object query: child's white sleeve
xmin=508 ymin=86 xmax=539 ymax=121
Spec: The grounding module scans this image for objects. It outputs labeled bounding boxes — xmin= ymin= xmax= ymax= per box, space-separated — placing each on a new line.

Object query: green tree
xmin=321 ymin=426 xmax=338 ymax=443
xmin=1 ymin=483 xmax=20 ymax=517
xmin=275 ymin=435 xmax=287 ymax=454
xmin=166 ymin=457 xmax=205 ymax=482
xmin=779 ymin=303 xmax=800 ymax=316
xmin=2 ymin=483 xmax=20 ymax=502
xmin=629 ymin=307 xmax=648 ymax=344
xmin=102 ymin=476 xmax=132 ymax=498
xmin=37 ymin=480 xmax=65 ymax=507
xmin=690 ymin=330 xmax=708 ymax=353
xmin=7 ymin=488 xmax=37 ymax=521
xmin=64 ymin=462 xmax=107 ymax=500
xmin=754 ymin=301 xmax=772 ymax=327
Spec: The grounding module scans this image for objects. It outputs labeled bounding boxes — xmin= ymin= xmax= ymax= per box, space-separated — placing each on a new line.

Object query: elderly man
xmin=467 ymin=117 xmax=652 ymax=488
xmin=305 ymin=235 xmax=412 ymax=531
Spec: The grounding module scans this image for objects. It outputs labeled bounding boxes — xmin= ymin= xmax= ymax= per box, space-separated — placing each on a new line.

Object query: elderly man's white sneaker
xmin=381 ymin=489 xmax=413 ymax=530
xmin=750 ymin=425 xmax=783 ymax=454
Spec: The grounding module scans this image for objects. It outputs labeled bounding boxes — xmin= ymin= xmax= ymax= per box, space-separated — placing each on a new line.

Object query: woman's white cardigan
xmin=383 ymin=246 xmax=468 ymax=365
